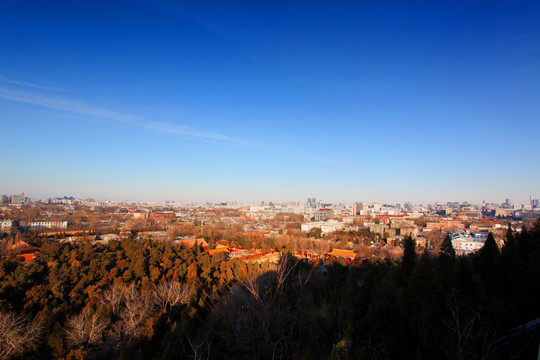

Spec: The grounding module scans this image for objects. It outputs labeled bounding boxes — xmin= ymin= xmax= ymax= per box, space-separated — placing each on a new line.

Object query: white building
xmin=451 ymin=232 xmax=485 ymax=255
xmin=301 ymin=220 xmax=344 ymax=234
xmin=301 ymin=221 xmax=326 ymax=232
xmin=22 ymin=221 xmax=68 ymax=230
xmin=321 ymin=220 xmax=345 ymax=234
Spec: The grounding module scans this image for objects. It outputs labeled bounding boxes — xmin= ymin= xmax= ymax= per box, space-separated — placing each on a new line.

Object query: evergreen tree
xmin=403 ymin=250 xmax=445 ymax=357
xmin=402 ymin=236 xmax=416 ymax=276
xmin=476 ymin=233 xmax=499 ymax=279
xmin=436 ymin=234 xmax=456 ymax=287
xmin=500 ymin=224 xmax=522 ymax=268
xmin=502 ymin=225 xmax=515 ymax=255
xmin=439 ymin=234 xmax=456 ymax=259
xmin=517 ymin=226 xmax=533 ymax=262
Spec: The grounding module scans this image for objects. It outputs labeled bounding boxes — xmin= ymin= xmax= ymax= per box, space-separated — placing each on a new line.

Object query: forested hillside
xmin=1 ymin=219 xmax=539 ymax=359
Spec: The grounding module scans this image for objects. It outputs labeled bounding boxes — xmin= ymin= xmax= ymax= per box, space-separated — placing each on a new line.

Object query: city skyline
xmin=1 ymin=1 xmax=539 ymax=204
xmin=2 ymin=191 xmax=539 ymax=209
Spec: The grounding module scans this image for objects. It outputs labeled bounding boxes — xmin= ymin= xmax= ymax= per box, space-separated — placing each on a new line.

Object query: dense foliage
xmin=0 ymin=218 xmax=539 ymax=359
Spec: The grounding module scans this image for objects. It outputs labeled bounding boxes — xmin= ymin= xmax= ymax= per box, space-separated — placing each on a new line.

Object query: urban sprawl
xmin=2 ymin=193 xmax=539 ymax=262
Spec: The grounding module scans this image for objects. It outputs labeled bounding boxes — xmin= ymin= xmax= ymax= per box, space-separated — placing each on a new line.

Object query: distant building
xmin=10 ymin=193 xmax=25 ymax=204
xmin=426 ymin=219 xmax=464 ymax=231
xmin=21 ymin=221 xmax=68 ymax=230
xmin=301 ymin=221 xmax=325 ymax=233
xmin=450 ymin=232 xmax=485 ymax=255
xmin=400 ymin=226 xmax=419 ymax=237
xmin=516 ymin=209 xmax=540 ymax=220
xmin=531 ymin=195 xmax=539 ymax=209
xmin=370 ymin=223 xmax=387 ymax=236
xmin=1 ymin=193 xmax=25 ymax=204
xmin=321 ymin=220 xmax=344 ymax=234
xmin=138 ymin=231 xmax=169 ymax=241
xmin=314 ymin=209 xmax=334 ymax=221
xmin=464 ymin=210 xmax=482 ymax=219
xmin=301 ymin=220 xmax=344 ymax=234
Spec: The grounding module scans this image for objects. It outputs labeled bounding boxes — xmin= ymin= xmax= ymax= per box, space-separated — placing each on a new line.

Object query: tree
xmin=154 ymin=280 xmax=191 ymax=310
xmin=500 ymin=224 xmax=522 ymax=267
xmin=476 ymin=233 xmax=499 ymax=278
xmin=0 ymin=311 xmax=43 ymax=359
xmin=402 ymin=251 xmax=445 ymax=357
xmin=402 ymin=236 xmax=416 ymax=276
xmin=307 ymin=227 xmax=322 ymax=239
xmin=101 ymin=284 xmax=124 ymax=314
xmin=117 ymin=283 xmax=154 ymax=339
xmin=436 ymin=234 xmax=456 ymax=285
xmin=65 ymin=307 xmax=109 ymax=346
xmin=439 ymin=234 xmax=456 ymax=259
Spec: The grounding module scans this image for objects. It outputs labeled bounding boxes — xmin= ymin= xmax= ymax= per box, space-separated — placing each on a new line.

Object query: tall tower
xmin=306 ymin=198 xmax=317 ymax=209
xmin=531 ymin=195 xmax=538 ymax=209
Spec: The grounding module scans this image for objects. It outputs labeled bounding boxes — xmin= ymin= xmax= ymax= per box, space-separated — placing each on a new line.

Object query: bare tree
xmin=101 ymin=283 xmax=124 ymax=314
xmin=0 ymin=311 xmax=43 ymax=359
xmin=65 ymin=307 xmax=109 ymax=346
xmin=186 ymin=335 xmax=211 ymax=360
xmin=101 ymin=283 xmax=155 ymax=340
xmin=154 ymin=280 xmax=191 ymax=310
xmin=117 ymin=283 xmax=154 ymax=339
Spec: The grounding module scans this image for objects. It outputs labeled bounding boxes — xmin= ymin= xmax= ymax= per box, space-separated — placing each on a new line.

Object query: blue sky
xmin=1 ymin=1 xmax=539 ymax=204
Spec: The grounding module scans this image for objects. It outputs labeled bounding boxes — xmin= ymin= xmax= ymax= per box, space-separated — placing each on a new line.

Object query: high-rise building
xmin=531 ymin=195 xmax=539 ymax=209
xmin=307 ymin=198 xmax=317 ymax=209
xmin=9 ymin=193 xmax=25 ymax=204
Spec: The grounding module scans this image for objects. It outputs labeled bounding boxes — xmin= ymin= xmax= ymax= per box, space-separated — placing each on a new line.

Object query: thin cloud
xmin=0 ymin=88 xmax=248 ymax=145
xmin=0 ymin=75 xmax=67 ymax=92
xmin=0 ymin=87 xmax=349 ymax=166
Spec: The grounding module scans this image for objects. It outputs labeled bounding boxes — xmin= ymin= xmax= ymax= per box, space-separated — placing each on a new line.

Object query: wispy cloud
xmin=0 ymin=75 xmax=67 ymax=92
xmin=0 ymin=87 xmax=350 ymax=166
xmin=0 ymin=87 xmax=249 ymax=145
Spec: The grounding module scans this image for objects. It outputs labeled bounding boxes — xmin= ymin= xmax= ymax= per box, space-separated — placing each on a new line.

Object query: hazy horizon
xmin=3 ymin=190 xmax=536 ymax=207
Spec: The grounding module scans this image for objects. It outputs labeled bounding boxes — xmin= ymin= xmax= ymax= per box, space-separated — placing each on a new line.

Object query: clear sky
xmin=1 ymin=0 xmax=539 ymax=205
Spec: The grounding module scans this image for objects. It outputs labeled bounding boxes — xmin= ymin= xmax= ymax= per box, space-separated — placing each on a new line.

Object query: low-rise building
xmin=314 ymin=209 xmax=334 ymax=221
xmin=400 ymin=226 xmax=419 ymax=237
xmin=301 ymin=220 xmax=345 ymax=234
xmin=301 ymin=221 xmax=325 ymax=232
xmin=450 ymin=232 xmax=485 ymax=255
xmin=321 ymin=220 xmax=344 ymax=234
xmin=21 ymin=221 xmax=68 ymax=230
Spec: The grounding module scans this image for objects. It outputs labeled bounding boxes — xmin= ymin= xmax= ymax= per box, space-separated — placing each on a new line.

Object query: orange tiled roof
xmin=328 ymin=248 xmax=358 ymax=258
xmin=208 ymin=247 xmax=230 ymax=256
